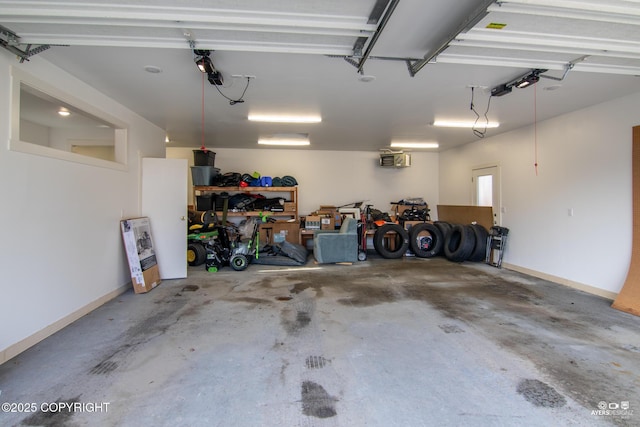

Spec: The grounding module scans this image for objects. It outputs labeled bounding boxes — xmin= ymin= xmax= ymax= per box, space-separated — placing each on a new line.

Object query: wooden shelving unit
xmin=193 ymin=186 xmax=298 ymax=220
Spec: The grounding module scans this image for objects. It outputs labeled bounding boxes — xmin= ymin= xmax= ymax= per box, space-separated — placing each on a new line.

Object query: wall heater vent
xmin=380 ymin=152 xmax=411 ymax=168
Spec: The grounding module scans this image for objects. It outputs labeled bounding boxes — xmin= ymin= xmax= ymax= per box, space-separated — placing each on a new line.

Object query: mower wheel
xmin=230 ymin=254 xmax=249 ymax=271
xmin=187 ymin=242 xmax=207 ymax=266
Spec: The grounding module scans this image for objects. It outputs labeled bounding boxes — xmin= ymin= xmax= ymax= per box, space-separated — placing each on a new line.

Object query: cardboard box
xmin=318 ymin=205 xmax=337 ymax=213
xmin=283 ymin=202 xmax=296 ymax=212
xmin=120 ymin=217 xmax=161 ymax=294
xmin=318 ymin=206 xmax=342 ymax=227
xmin=305 ymin=215 xmax=321 ymax=230
xmin=321 ymin=216 xmax=335 ymax=230
xmin=260 ymin=220 xmax=301 ymax=244
xmin=437 ymin=205 xmax=493 ymax=231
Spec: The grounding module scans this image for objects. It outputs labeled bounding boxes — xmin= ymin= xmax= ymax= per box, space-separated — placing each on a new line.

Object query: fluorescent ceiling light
xmin=258 ymin=138 xmax=310 ymax=146
xmin=248 ymin=114 xmax=321 ymax=123
xmin=433 ymin=120 xmax=500 ymax=128
xmin=58 ymin=108 xmax=70 ymax=117
xmin=390 ymin=142 xmax=439 ymax=149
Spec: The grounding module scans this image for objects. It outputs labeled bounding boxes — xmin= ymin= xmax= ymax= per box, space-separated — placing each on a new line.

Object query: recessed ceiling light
xmin=390 ymin=141 xmax=439 ymax=149
xmin=144 ymin=65 xmax=162 ymax=74
xmin=433 ymin=120 xmax=500 ymax=128
xmin=258 ymin=138 xmax=310 ymax=146
xmin=58 ymin=107 xmax=70 ymax=117
xmin=248 ymin=114 xmax=321 ymax=123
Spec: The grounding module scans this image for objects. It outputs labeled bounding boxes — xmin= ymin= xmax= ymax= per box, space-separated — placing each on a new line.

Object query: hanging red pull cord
xmin=534 ymin=83 xmax=538 ymax=176
xmin=201 ymin=70 xmax=207 ymax=152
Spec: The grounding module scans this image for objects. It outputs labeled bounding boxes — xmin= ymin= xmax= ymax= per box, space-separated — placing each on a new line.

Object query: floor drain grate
xmin=306 ymin=355 xmax=328 ymax=369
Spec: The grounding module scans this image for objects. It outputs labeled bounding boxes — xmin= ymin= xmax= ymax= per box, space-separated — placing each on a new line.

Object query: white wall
xmin=0 ymin=51 xmax=166 ymax=363
xmin=167 ymin=147 xmax=439 ymax=218
xmin=440 ymin=91 xmax=640 ymax=296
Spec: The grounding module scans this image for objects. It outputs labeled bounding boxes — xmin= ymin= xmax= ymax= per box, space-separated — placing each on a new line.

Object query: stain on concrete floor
xmin=3 ymin=256 xmax=639 ymax=426
xmin=301 ymin=381 xmax=337 ymax=418
xmin=517 ymin=379 xmax=567 ymax=408
xmin=21 ymin=396 xmax=81 ymax=427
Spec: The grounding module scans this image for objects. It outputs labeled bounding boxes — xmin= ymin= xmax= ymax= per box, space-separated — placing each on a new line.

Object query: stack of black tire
xmin=433 ymin=222 xmax=488 ymax=263
xmin=372 ymin=221 xmax=488 ymax=262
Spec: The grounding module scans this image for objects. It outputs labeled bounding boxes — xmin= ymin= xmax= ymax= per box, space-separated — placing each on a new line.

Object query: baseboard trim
xmin=503 ymin=263 xmax=618 ymax=301
xmin=0 ymin=284 xmax=130 ymax=365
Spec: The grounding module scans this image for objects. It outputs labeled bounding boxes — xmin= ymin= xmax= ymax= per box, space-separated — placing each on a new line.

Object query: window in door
xmin=472 ymin=166 xmax=500 ymax=226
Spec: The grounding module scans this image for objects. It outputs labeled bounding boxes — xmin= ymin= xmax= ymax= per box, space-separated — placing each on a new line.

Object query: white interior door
xmin=142 ymin=157 xmax=188 ymax=279
xmin=472 ymin=166 xmax=500 ymax=226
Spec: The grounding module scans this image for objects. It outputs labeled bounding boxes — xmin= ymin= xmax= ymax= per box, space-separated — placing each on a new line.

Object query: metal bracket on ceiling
xmin=407 ymin=0 xmax=496 ymax=77
xmin=354 ymin=0 xmax=400 ymax=74
xmin=335 ymin=54 xmax=423 ymax=74
xmin=343 ymin=56 xmax=360 ymax=69
xmin=1 ymin=25 xmax=51 ymax=62
xmin=540 ymin=55 xmax=589 ymax=82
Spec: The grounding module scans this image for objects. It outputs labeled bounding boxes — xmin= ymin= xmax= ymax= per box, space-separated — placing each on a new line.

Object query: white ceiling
xmin=2 ymin=0 xmax=640 ymax=152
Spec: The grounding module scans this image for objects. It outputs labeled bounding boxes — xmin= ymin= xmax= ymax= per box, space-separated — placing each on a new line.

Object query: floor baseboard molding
xmin=0 ymin=284 xmax=130 ymax=366
xmin=503 ymin=263 xmax=618 ymax=301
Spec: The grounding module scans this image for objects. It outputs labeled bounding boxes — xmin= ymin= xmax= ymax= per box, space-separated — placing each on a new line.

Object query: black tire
xmin=444 ymin=224 xmax=476 ymax=262
xmin=439 ymin=222 xmax=459 ymax=257
xmin=230 ymin=254 xmax=249 ymax=271
xmin=468 ymin=224 xmax=489 ymax=262
xmin=187 ymin=242 xmax=207 ymax=266
xmin=434 ymin=222 xmax=453 ymax=248
xmin=373 ymin=224 xmax=409 ymax=259
xmin=409 ymin=223 xmax=443 ymax=258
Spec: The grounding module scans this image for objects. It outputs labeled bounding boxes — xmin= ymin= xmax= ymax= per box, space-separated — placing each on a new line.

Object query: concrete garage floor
xmin=1 ymin=256 xmax=639 ymax=426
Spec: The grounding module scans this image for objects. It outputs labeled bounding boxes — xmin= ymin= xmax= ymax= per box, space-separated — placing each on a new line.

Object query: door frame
xmin=471 ymin=164 xmax=501 ymax=226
